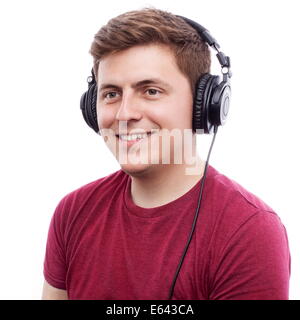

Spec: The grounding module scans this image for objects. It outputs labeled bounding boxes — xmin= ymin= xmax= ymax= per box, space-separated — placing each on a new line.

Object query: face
xmin=96 ymin=43 xmax=195 ymax=176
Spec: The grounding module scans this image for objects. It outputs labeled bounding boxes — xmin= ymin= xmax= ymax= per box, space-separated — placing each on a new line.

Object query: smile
xmin=116 ymin=130 xmax=158 ymax=144
xmin=118 ymin=132 xmax=150 ymax=141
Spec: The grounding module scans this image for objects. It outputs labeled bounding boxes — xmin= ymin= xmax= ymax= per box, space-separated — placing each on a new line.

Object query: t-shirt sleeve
xmin=43 ymin=198 xmax=67 ymax=290
xmin=209 ymin=210 xmax=291 ymax=300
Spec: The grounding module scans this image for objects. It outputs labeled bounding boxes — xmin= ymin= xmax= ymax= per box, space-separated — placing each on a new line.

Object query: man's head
xmin=89 ymin=8 xmax=211 ymax=176
xmin=90 ymin=8 xmax=210 ymax=98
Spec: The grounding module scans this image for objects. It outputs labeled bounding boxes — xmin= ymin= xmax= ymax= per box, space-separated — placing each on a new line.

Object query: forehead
xmin=97 ymin=43 xmax=185 ymax=85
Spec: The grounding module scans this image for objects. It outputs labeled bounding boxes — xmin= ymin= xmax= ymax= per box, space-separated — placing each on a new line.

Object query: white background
xmin=0 ymin=0 xmax=299 ymax=299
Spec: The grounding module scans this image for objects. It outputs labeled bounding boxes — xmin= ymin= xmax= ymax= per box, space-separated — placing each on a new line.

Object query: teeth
xmin=119 ymin=133 xmax=148 ymax=141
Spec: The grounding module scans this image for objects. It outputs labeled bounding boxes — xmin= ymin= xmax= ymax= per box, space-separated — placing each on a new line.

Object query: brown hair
xmin=89 ymin=7 xmax=211 ymax=97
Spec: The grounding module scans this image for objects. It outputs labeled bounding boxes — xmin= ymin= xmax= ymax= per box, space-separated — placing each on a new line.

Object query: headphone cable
xmin=168 ymin=125 xmax=219 ymax=300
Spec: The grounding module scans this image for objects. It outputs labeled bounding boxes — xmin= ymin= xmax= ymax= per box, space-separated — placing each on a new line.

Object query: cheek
xmin=150 ymin=97 xmax=193 ymax=130
xmin=97 ymin=105 xmax=115 ymax=129
xmin=175 ymin=96 xmax=193 ymax=128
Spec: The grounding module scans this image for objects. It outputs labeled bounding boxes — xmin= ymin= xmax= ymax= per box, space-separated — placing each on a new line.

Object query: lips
xmin=116 ymin=131 xmax=152 ymax=138
xmin=116 ymin=130 xmax=158 ymax=146
xmin=115 ymin=130 xmax=157 ymax=137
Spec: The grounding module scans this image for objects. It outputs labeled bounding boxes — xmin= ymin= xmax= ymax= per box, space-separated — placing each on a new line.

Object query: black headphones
xmin=80 ymin=15 xmax=232 ymax=134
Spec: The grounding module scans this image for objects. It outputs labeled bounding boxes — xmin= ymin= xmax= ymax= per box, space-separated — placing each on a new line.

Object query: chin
xmin=120 ymin=162 xmax=154 ymax=177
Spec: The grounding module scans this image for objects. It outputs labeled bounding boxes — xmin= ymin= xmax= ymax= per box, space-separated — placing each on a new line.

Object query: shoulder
xmin=207 ymin=166 xmax=276 ymax=219
xmin=64 ymin=169 xmax=127 ymax=201
xmin=52 ymin=169 xmax=128 ymax=222
xmin=204 ymin=166 xmax=287 ymax=247
xmin=204 ymin=168 xmax=290 ymax=288
xmin=67 ymin=169 xmax=127 ymax=200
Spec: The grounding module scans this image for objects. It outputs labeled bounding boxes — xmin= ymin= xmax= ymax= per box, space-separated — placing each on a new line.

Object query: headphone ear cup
xmin=210 ymin=81 xmax=231 ymax=127
xmin=80 ymin=83 xmax=99 ymax=133
xmin=193 ymin=73 xmax=218 ymax=134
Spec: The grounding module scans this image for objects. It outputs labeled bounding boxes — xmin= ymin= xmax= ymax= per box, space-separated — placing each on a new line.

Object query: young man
xmin=42 ymin=8 xmax=290 ymax=300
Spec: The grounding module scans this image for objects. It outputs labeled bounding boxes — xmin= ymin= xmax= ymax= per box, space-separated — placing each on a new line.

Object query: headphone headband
xmin=176 ymin=15 xmax=220 ymax=48
xmin=176 ymin=15 xmax=232 ymax=79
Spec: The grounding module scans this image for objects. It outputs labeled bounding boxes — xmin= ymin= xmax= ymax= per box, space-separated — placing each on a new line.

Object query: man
xmin=42 ymin=8 xmax=290 ymax=300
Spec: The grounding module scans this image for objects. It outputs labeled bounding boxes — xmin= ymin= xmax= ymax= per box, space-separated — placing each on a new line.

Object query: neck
xmin=130 ymin=155 xmax=205 ymax=208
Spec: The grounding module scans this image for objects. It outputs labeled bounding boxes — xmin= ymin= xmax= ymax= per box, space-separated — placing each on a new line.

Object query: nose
xmin=115 ymin=91 xmax=142 ymax=122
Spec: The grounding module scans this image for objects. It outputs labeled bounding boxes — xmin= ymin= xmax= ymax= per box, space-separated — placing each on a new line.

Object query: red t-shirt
xmin=43 ymin=166 xmax=290 ymax=299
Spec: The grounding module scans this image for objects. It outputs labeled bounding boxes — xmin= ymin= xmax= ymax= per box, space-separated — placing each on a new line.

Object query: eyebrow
xmin=98 ymin=78 xmax=172 ymax=92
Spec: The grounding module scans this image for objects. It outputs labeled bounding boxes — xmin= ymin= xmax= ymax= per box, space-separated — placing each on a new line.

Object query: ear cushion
xmin=89 ymin=84 xmax=99 ymax=132
xmin=80 ymin=91 xmax=89 ymax=126
xmin=193 ymin=73 xmax=218 ymax=133
xmin=80 ymin=83 xmax=99 ymax=133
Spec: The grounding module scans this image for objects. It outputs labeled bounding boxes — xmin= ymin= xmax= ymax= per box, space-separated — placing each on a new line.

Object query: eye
xmin=145 ymin=88 xmax=161 ymax=96
xmin=101 ymin=91 xmax=121 ymax=103
xmin=103 ymin=91 xmax=119 ymax=99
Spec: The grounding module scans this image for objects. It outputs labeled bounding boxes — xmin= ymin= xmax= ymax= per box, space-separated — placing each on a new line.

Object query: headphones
xmin=80 ymin=15 xmax=232 ymax=134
